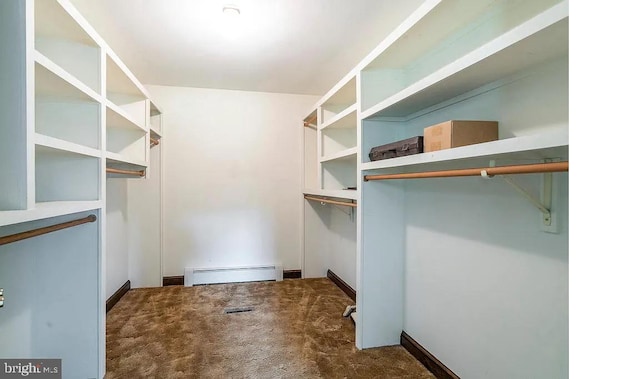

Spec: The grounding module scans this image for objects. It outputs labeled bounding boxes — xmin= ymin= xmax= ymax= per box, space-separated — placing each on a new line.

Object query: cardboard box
xmin=423 ymin=120 xmax=498 ymax=152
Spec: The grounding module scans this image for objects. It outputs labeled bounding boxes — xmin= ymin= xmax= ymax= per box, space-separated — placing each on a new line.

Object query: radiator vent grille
xmin=224 ymin=306 xmax=254 ymax=314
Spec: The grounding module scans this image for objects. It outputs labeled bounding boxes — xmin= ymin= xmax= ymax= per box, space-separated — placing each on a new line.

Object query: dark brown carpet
xmin=106 ymin=278 xmax=435 ymax=378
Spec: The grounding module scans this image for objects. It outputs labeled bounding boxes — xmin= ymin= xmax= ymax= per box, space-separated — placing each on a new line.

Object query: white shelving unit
xmin=302 ymin=76 xmax=359 ymax=198
xmin=0 ymin=0 xmax=163 ymax=378
xmin=303 ymin=76 xmax=359 ymax=196
xmin=303 ymin=0 xmax=569 ymax=376
xmin=149 ymin=100 xmax=163 ymax=141
xmin=302 ymin=73 xmax=359 ymax=332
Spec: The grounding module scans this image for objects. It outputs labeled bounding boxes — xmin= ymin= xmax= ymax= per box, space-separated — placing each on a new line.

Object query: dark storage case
xmin=369 ymin=136 xmax=424 ymax=161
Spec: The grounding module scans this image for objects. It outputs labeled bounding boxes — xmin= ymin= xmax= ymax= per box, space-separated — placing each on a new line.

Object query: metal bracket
xmin=485 ymin=160 xmax=555 ymax=231
xmin=502 ymin=175 xmax=552 ymax=226
xmin=318 ymin=200 xmax=356 ymax=222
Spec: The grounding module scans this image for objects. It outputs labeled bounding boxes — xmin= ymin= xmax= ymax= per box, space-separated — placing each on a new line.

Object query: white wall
xmin=146 ymin=85 xmax=318 ymax=276
xmin=106 ymin=139 xmax=162 ymax=296
xmin=127 ymin=143 xmax=162 ymax=288
xmin=402 ymin=58 xmax=568 ymax=378
xmin=303 ymin=202 xmax=357 ymax=288
xmin=105 ymin=180 xmax=129 ymax=297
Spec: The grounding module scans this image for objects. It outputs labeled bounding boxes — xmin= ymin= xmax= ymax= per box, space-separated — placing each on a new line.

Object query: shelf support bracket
xmin=485 ymin=159 xmax=553 ymax=227
xmin=501 ymin=175 xmax=552 ymax=226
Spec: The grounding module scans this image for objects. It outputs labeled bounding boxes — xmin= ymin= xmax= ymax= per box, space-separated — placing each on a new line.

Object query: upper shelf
xmin=149 ymin=100 xmax=163 ymax=138
xmin=35 ymin=0 xmax=102 ymax=94
xmin=362 ymin=1 xmax=568 ymax=119
xmin=150 ymin=99 xmax=163 ymax=116
xmin=106 ymin=100 xmax=147 ymax=133
xmin=106 ymin=53 xmax=148 ymax=105
xmin=34 ymin=52 xmax=101 ymax=103
xmin=322 ymin=77 xmax=356 ymax=111
xmin=34 ymin=0 xmax=99 ymax=47
xmin=320 ymin=77 xmax=357 ymax=123
xmin=362 ymin=131 xmax=568 ymax=173
xmin=321 ymin=104 xmax=357 ymax=130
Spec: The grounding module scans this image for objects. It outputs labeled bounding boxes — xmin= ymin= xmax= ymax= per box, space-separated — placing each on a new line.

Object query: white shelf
xmin=34 ymin=0 xmax=102 ymax=95
xmin=362 ymin=131 xmax=568 ymax=172
xmin=320 ymin=147 xmax=358 ymax=163
xmin=150 ymin=127 xmax=162 ymax=140
xmin=150 ymin=99 xmax=163 ymax=116
xmin=34 ymin=133 xmax=101 ymax=158
xmin=34 ymin=0 xmax=99 ymax=47
xmin=105 ymin=152 xmax=147 ymax=169
xmin=106 ymin=100 xmax=147 ymax=133
xmin=321 ymin=104 xmax=357 ymax=130
xmin=106 ymin=52 xmax=148 ymax=102
xmin=35 ymin=145 xmax=100 ymax=203
xmin=0 ymin=201 xmax=103 ymax=227
xmin=34 ymin=51 xmax=101 ymax=102
xmin=149 ymin=99 xmax=163 ymax=139
xmin=362 ymin=3 xmax=568 ymax=119
xmin=321 ymin=77 xmax=357 ymax=110
xmin=303 ymin=189 xmax=358 ymax=201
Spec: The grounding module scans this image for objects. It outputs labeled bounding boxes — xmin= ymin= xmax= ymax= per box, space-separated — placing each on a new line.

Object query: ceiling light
xmin=223 ymin=5 xmax=240 ymax=17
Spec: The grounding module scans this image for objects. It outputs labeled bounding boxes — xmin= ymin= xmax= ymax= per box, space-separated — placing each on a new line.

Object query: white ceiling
xmin=69 ymin=0 xmax=425 ymax=96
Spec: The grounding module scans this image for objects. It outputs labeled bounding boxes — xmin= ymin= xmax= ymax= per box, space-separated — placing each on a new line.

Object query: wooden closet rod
xmin=150 ymin=137 xmax=160 ymax=146
xmin=304 ymin=114 xmax=318 ymax=128
xmin=364 ymin=161 xmax=568 ymax=182
xmin=106 ymin=168 xmax=145 ymax=177
xmin=0 ymin=215 xmax=97 ymax=246
xmin=304 ymin=195 xmax=357 ymax=208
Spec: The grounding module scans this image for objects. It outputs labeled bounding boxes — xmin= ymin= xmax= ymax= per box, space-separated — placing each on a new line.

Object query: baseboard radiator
xmin=184 ymin=264 xmax=283 ymax=287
